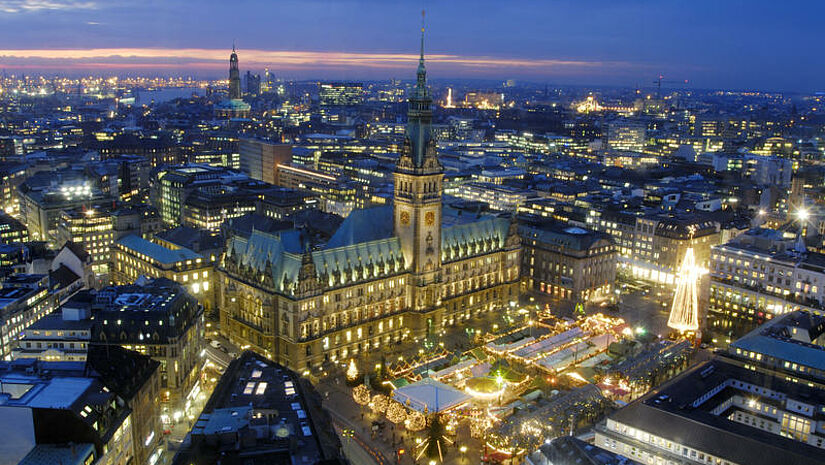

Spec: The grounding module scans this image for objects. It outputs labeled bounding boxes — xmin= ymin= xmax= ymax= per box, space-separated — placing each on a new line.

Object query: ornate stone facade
xmin=217 ymin=36 xmax=520 ymax=372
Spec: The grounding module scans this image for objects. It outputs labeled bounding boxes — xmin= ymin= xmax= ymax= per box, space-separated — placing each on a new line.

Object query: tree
xmin=386 ymin=401 xmax=407 ymax=424
xmin=353 ymin=384 xmax=370 ymax=406
xmin=370 ymin=394 xmax=388 ymax=414
xmin=346 ymin=358 xmax=359 ymax=384
xmin=406 ymin=410 xmax=426 ymax=431
xmin=424 ymin=415 xmax=449 ymax=461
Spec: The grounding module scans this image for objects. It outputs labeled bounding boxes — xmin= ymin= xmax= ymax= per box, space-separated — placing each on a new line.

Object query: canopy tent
xmin=391 ymin=378 xmax=470 ymax=414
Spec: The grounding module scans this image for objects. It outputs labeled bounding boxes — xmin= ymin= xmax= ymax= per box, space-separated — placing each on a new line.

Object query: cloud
xmin=0 ymin=0 xmax=96 ymax=13
xmin=0 ymin=47 xmax=644 ymax=78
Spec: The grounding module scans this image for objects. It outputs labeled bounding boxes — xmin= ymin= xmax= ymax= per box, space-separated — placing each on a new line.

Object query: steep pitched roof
xmin=325 ymin=205 xmax=394 ymax=249
xmin=442 ymin=215 xmax=510 ymax=262
xmin=49 ymin=264 xmax=81 ymax=290
xmin=60 ymin=240 xmax=89 ymax=262
xmin=227 ymin=229 xmax=303 ymax=292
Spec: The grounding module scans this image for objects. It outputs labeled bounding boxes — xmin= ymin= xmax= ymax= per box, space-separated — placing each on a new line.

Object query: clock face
xmin=400 ymin=211 xmax=410 ymax=226
xmin=425 ymin=211 xmax=435 ymax=226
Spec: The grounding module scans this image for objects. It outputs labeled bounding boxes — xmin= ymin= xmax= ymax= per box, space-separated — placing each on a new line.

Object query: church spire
xmin=397 ymin=9 xmax=438 ymax=171
xmin=228 ymin=42 xmax=241 ymax=100
xmin=416 ymin=10 xmax=427 ymax=94
xmin=419 ymin=10 xmax=425 ymax=62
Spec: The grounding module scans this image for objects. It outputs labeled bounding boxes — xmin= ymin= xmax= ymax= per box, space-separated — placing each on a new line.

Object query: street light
xmin=797 ymin=208 xmax=810 ymax=222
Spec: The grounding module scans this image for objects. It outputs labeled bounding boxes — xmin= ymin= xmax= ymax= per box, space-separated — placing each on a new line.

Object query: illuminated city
xmin=0 ymin=1 xmax=823 ymax=465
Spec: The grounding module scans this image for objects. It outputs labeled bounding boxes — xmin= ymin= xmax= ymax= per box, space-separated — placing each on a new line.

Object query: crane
xmin=653 ymin=74 xmax=689 ymax=99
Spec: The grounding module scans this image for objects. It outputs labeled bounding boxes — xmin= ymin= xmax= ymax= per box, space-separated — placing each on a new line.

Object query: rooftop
xmin=173 ymin=351 xmax=342 ymax=465
xmin=606 ymin=358 xmax=825 ymax=465
xmin=116 ymin=234 xmax=202 ymax=265
xmin=17 ymin=443 xmax=95 ymax=465
xmin=731 ymin=310 xmax=825 ymax=374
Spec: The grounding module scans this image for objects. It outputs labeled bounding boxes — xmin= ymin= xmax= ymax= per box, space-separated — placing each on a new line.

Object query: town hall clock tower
xmin=394 ymin=18 xmax=444 ymax=313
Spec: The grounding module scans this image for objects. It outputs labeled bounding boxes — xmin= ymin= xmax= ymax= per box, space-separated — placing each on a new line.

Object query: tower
xmin=667 ymin=227 xmax=700 ymax=333
xmin=394 ymin=11 xmax=443 ymax=312
xmin=229 ymin=43 xmax=241 ymax=100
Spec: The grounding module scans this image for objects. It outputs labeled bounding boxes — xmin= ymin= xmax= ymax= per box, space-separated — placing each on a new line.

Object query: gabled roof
xmin=325 ymin=205 xmax=394 ymax=249
xmin=86 ymin=344 xmax=159 ymax=401
xmin=314 ymin=237 xmax=405 ymax=280
xmin=60 ymin=241 xmax=89 ymax=262
xmin=442 ymin=215 xmax=510 ymax=262
xmin=227 ymin=229 xmax=303 ymax=292
xmin=228 ymin=227 xmax=405 ymax=292
xmin=49 ymin=264 xmax=81 ymax=290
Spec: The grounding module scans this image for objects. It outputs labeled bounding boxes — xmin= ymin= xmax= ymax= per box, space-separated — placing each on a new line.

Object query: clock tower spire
xmin=394 ymin=11 xmax=443 ymax=313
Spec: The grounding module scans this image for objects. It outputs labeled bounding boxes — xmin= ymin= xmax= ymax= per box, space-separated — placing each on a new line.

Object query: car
xmin=209 ymin=340 xmax=221 ymax=349
xmin=228 ymin=351 xmax=239 ymax=358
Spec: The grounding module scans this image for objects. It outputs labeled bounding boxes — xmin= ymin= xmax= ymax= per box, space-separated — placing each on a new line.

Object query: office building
xmin=606 ymin=119 xmax=646 ymax=152
xmin=589 ymin=211 xmax=720 ymax=285
xmin=0 ymin=212 xmax=28 ymax=244
xmin=150 ymin=164 xmax=249 ymax=225
xmin=519 ymin=217 xmax=616 ymax=303
xmin=596 ymin=313 xmax=825 ymax=465
xmin=92 ymin=278 xmax=204 ymax=403
xmin=18 ymin=175 xmax=110 ymax=242
xmin=276 ymin=164 xmax=362 ymax=217
xmin=239 ymin=138 xmax=292 ymax=185
xmin=0 ymin=274 xmax=54 ymax=361
xmin=452 ymin=181 xmax=538 ymax=212
xmin=111 ymin=234 xmax=214 ymax=312
xmin=92 ymin=134 xmax=184 ymax=168
xmin=708 ymin=227 xmax=825 ymax=341
xmin=319 ymin=82 xmax=363 ymax=106
xmin=256 ymin=187 xmax=320 ymax=220
xmin=55 ymin=205 xmax=115 ymax=282
xmin=245 ymin=70 xmax=261 ymax=95
xmin=0 ymin=162 xmax=26 ymax=216
xmin=0 ymin=346 xmax=161 ymax=465
xmin=12 ymin=291 xmax=94 ymax=362
xmin=181 ymin=186 xmax=259 ymax=232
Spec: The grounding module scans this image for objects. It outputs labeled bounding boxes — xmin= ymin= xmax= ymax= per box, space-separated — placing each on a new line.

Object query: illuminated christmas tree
xmin=346 ymin=358 xmax=359 ymax=382
xmin=668 ymin=233 xmax=700 ymax=333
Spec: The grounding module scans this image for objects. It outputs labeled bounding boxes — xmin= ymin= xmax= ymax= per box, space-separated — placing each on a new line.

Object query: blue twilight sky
xmin=0 ymin=0 xmax=822 ymax=91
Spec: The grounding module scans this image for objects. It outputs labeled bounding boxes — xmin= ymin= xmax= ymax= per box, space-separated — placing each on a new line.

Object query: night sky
xmin=0 ymin=0 xmax=822 ymax=91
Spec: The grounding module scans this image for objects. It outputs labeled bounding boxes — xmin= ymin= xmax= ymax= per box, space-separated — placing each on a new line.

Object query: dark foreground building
xmin=172 ymin=351 xmax=346 ymax=465
xmin=528 ymin=436 xmax=641 ymax=465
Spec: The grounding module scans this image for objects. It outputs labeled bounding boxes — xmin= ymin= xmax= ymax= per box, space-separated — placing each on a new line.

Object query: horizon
xmin=0 ymin=1 xmax=823 ymax=93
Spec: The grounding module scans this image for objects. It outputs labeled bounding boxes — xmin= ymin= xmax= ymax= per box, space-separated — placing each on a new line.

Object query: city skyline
xmin=0 ymin=0 xmax=822 ymax=92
